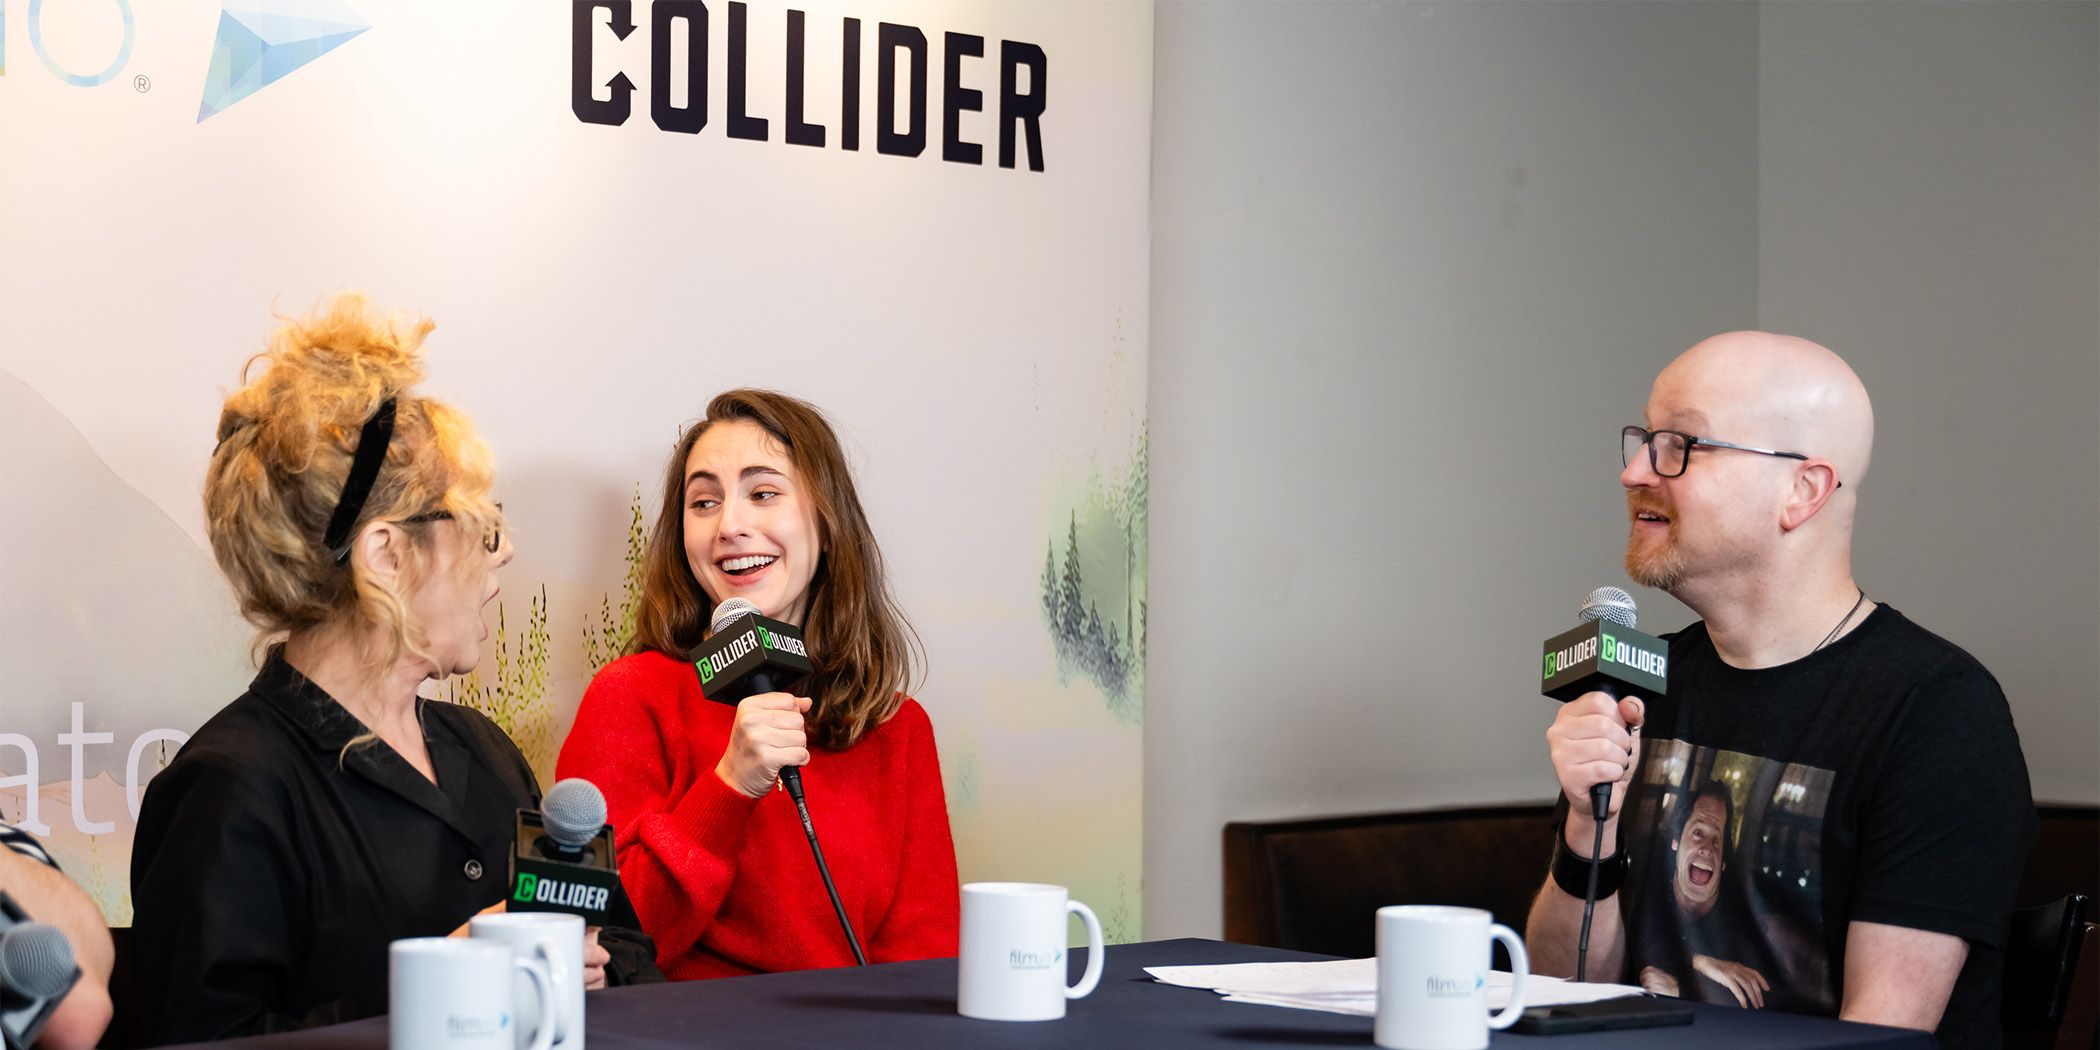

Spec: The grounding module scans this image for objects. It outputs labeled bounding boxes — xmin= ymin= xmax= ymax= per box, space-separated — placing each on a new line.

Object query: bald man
xmin=1527 ymin=333 xmax=2034 ymax=1049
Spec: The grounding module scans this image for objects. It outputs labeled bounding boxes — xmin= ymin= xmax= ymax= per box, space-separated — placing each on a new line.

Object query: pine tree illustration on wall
xmin=1040 ymin=424 xmax=1147 ymax=724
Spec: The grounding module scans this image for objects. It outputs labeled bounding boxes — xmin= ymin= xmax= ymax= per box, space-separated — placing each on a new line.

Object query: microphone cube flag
xmin=689 ymin=613 xmax=814 ymax=705
xmin=1540 ymin=620 xmax=1669 ymax=702
xmin=509 ymin=811 xmax=621 ymax=926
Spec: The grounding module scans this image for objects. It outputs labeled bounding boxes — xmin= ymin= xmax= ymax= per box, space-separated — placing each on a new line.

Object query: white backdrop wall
xmin=1147 ymin=0 xmax=2097 ymax=940
xmin=2 ymin=0 xmax=1153 ymax=935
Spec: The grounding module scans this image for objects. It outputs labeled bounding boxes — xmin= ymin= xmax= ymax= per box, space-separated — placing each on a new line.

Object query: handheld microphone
xmin=509 ymin=778 xmax=621 ymax=925
xmin=537 ymin=778 xmax=610 ymax=860
xmin=694 ymin=597 xmax=818 ymax=800
xmin=1541 ymin=587 xmax=1665 ymax=700
xmin=1539 ymin=586 xmax=1669 ymax=982
xmin=692 ymin=599 xmax=866 ymax=966
xmin=690 ymin=598 xmax=814 ymax=705
xmin=1 ymin=892 xmax=80 ymax=1050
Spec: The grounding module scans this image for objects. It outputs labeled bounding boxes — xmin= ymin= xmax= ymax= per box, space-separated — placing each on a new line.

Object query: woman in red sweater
xmin=557 ymin=389 xmax=958 ymax=978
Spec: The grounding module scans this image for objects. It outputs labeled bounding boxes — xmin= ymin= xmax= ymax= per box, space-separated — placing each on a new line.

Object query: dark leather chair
xmin=2055 ymin=920 xmax=2098 ymax=1050
xmin=1222 ymin=804 xmax=1555 ymax=960
xmin=2003 ymin=894 xmax=2095 ymax=1050
xmin=2003 ymin=803 xmax=2099 ymax=1050
xmin=1223 ymin=800 xmax=2099 ymax=1037
xmin=2017 ymin=806 xmax=2099 ymax=910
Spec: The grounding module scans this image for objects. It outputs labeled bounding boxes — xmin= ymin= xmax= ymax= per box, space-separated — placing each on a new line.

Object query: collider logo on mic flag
xmin=1540 ymin=622 xmax=1669 ymax=701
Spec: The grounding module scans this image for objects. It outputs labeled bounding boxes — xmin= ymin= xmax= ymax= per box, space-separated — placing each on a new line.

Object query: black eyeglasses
xmin=401 ymin=503 xmax=505 ymax=555
xmin=1622 ymin=426 xmax=1811 ymax=479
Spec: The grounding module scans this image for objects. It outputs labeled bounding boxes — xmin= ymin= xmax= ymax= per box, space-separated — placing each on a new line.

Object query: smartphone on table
xmin=1508 ymin=996 xmax=1695 ymax=1034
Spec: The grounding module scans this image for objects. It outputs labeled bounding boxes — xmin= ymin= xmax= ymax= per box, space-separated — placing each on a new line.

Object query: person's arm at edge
xmin=0 ymin=849 xmax=114 ymax=1050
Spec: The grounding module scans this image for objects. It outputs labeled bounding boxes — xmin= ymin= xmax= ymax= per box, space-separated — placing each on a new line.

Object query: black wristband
xmin=1550 ymin=830 xmax=1627 ymax=900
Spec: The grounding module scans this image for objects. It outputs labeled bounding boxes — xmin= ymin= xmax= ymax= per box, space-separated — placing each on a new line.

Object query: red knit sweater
xmin=555 ymin=651 xmax=959 ymax=979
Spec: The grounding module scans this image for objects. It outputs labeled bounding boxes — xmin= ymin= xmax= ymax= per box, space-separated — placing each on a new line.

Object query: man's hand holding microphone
xmin=1529 ymin=586 xmax=1669 ymax=981
xmin=1546 ymin=692 xmax=1645 ymax=849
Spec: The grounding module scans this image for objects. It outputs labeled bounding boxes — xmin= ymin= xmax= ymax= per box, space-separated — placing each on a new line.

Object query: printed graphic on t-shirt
xmin=1621 ymin=739 xmax=1837 ymax=1013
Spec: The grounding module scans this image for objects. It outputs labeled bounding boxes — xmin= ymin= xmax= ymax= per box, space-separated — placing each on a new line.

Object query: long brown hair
xmin=629 ymin=389 xmax=920 ymax=749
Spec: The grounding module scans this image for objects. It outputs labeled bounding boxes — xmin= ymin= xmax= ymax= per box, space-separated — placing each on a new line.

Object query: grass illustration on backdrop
xmin=583 ymin=485 xmax=648 ymax=673
xmin=440 ymin=486 xmax=643 ymax=782
xmin=946 ymin=750 xmax=980 ymax=811
xmin=1041 ymin=425 xmax=1147 ymax=724
xmin=445 ymin=584 xmax=555 ymax=777
xmin=76 ymin=834 xmax=132 ymax=926
xmin=1100 ymin=872 xmax=1136 ymax=944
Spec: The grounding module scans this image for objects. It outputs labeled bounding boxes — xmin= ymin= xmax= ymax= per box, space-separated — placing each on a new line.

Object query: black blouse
xmin=130 ymin=652 xmax=656 ymax=1045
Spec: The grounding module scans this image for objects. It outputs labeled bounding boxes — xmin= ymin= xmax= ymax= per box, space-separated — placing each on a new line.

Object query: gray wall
xmin=1146 ymin=0 xmax=2098 ymax=940
xmin=1146 ymin=0 xmax=1761 ymax=940
xmin=1758 ymin=1 xmax=2099 ymax=805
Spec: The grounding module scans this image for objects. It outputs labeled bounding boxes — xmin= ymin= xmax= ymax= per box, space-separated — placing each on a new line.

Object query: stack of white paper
xmin=1145 ymin=958 xmax=1644 ymax=1017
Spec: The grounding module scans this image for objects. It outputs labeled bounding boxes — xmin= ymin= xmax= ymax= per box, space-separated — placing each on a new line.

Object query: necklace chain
xmin=1815 ymin=588 xmax=1869 ymax=652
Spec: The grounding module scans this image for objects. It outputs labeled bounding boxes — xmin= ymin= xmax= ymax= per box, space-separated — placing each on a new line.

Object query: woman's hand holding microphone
xmin=715 ymin=692 xmax=814 ymax=798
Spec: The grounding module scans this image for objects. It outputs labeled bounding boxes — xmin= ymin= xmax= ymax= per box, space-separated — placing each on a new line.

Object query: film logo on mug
xmin=957 ymin=883 xmax=1104 ymax=1022
xmin=390 ymin=938 xmax=557 ymax=1050
xmin=443 ymin=1014 xmax=506 ymax=1040
xmin=1006 ymin=944 xmax=1065 ymax=970
xmin=1374 ymin=905 xmax=1529 ymax=1050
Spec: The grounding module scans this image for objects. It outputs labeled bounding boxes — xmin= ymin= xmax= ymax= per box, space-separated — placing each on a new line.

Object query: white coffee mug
xmin=390 ymin=938 xmax=556 ymax=1050
xmin=957 ymin=882 xmax=1105 ymax=1021
xmin=470 ymin=912 xmax=583 ymax=1050
xmin=1374 ymin=905 xmax=1529 ymax=1050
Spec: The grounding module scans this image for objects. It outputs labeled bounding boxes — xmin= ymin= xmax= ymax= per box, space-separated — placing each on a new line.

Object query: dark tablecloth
xmin=166 ymin=938 xmax=1936 ymax=1050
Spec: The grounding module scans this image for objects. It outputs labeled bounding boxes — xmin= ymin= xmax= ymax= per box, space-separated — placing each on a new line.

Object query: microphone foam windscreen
xmin=542 ymin=778 xmax=609 ymax=849
xmin=0 ymin=922 xmax=76 ymax=1000
xmin=1578 ymin=586 xmax=1639 ymax=628
xmin=709 ymin=597 xmax=762 ymax=634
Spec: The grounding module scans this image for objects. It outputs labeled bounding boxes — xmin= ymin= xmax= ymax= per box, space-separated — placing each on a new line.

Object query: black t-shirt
xmin=1616 ymin=604 xmax=2034 ymax=1050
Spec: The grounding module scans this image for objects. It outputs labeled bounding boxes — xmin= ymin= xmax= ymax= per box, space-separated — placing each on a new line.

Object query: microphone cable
xmin=1558 ymin=586 xmax=1644 ymax=985
xmin=779 ymin=765 xmax=867 ymax=966
xmin=1576 ymin=782 xmax=1611 ymax=983
xmin=755 ymin=671 xmax=867 ymax=967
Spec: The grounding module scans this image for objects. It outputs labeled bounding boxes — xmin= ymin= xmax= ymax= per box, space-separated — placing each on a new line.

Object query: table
xmin=175 ymin=939 xmax=1937 ymax=1050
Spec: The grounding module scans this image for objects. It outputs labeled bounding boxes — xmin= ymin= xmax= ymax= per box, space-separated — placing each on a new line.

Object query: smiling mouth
xmin=718 ymin=554 xmax=778 ymax=577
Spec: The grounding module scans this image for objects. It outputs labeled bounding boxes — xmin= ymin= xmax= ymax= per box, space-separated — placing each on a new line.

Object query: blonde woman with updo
xmin=130 ymin=297 xmax=656 ymax=1045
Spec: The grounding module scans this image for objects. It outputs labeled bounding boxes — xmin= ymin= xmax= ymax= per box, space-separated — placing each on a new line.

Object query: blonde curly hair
xmin=204 ymin=294 xmax=501 ymax=673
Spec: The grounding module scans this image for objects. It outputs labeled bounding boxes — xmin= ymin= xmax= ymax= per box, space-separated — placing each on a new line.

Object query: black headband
xmin=323 ymin=398 xmax=398 ymax=565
